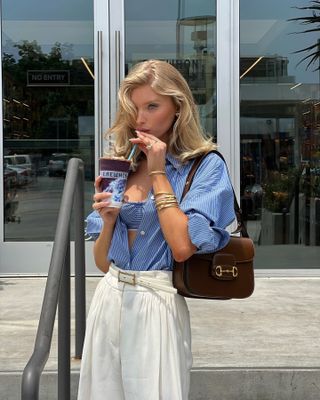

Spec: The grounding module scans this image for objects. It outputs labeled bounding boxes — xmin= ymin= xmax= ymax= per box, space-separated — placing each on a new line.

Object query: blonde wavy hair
xmin=106 ymin=59 xmax=216 ymax=166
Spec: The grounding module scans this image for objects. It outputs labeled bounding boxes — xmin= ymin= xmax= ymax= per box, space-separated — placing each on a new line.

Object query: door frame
xmin=216 ymin=0 xmax=240 ymax=202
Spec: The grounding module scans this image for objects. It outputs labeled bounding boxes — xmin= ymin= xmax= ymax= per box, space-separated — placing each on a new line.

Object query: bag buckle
xmin=215 ymin=265 xmax=238 ymax=279
xmin=118 ymin=271 xmax=136 ymax=285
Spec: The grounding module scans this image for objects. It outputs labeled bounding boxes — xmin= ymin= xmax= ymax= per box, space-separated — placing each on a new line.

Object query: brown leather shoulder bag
xmin=173 ymin=151 xmax=255 ymax=300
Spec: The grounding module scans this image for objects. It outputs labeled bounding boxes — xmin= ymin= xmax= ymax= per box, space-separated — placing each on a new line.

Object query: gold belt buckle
xmin=118 ymin=271 xmax=136 ymax=285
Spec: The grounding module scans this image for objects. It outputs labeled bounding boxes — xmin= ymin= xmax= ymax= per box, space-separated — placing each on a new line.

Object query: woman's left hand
xmin=129 ymin=131 xmax=167 ymax=173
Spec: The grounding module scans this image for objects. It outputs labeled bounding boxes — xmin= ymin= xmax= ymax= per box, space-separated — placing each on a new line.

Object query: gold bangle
xmin=155 ymin=196 xmax=177 ymax=203
xmin=154 ymin=191 xmax=174 ymax=197
xmin=157 ymin=203 xmax=179 ymax=211
xmin=155 ymin=195 xmax=176 ymax=202
xmin=148 ymin=170 xmax=166 ymax=176
xmin=155 ymin=195 xmax=177 ymax=202
xmin=155 ymin=200 xmax=178 ymax=208
xmin=155 ymin=198 xmax=178 ymax=207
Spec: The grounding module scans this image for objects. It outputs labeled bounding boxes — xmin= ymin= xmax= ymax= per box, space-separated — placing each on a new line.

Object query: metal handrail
xmin=21 ymin=158 xmax=86 ymax=400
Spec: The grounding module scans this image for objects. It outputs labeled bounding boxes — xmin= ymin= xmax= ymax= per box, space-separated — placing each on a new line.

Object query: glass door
xmin=0 ymin=0 xmax=96 ymax=273
xmin=105 ymin=0 xmax=217 ymax=142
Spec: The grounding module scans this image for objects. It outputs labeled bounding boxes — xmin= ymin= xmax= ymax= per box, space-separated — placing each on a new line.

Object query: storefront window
xmin=240 ymin=0 xmax=320 ymax=268
xmin=2 ymin=0 xmax=94 ymax=240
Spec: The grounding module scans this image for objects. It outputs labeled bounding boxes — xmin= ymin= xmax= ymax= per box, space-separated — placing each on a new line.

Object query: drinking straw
xmin=127 ymin=144 xmax=137 ymax=161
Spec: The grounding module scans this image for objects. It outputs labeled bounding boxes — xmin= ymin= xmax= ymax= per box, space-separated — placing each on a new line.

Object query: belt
xmin=109 ymin=266 xmax=177 ymax=294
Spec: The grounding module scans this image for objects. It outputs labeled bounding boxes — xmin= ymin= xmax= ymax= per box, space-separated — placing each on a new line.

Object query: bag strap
xmin=181 ymin=150 xmax=249 ymax=238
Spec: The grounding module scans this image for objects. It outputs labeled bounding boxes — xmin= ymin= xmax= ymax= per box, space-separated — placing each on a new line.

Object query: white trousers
xmin=77 ymin=265 xmax=193 ymax=400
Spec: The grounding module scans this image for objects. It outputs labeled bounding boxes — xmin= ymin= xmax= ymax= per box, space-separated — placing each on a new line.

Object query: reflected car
xmin=4 ymin=166 xmax=20 ymax=223
xmin=6 ymin=164 xmax=33 ymax=186
xmin=4 ymin=166 xmax=18 ymax=192
xmin=4 ymin=154 xmax=33 ymax=170
xmin=48 ymin=153 xmax=70 ymax=177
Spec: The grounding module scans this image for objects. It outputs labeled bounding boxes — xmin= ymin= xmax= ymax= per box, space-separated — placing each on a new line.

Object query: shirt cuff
xmin=187 ymin=212 xmax=230 ymax=254
xmin=85 ymin=211 xmax=103 ymax=240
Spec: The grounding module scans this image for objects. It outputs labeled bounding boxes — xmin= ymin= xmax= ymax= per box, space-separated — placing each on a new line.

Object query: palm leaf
xmin=292 ymin=42 xmax=320 ymax=53
xmin=296 ymin=50 xmax=320 ymax=66
xmin=288 ymin=1 xmax=320 ymax=70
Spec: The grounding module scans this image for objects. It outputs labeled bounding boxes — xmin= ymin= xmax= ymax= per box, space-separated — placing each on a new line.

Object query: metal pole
xmin=21 ymin=158 xmax=84 ymax=399
xmin=74 ymin=163 xmax=86 ymax=358
xmin=58 ymin=232 xmax=71 ymax=400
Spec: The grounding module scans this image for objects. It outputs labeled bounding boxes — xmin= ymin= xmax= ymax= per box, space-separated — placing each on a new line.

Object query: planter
xmin=260 ymin=208 xmax=290 ymax=245
xmin=310 ymin=197 xmax=320 ymax=246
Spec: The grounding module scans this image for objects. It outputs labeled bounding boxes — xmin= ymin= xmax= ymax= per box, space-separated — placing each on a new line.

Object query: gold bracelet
xmin=148 ymin=170 xmax=166 ymax=176
xmin=155 ymin=197 xmax=178 ymax=207
xmin=155 ymin=196 xmax=177 ymax=204
xmin=155 ymin=200 xmax=178 ymax=208
xmin=157 ymin=203 xmax=179 ymax=211
xmin=155 ymin=194 xmax=177 ymax=202
xmin=154 ymin=191 xmax=174 ymax=197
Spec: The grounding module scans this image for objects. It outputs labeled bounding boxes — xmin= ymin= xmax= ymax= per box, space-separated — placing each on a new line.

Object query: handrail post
xmin=58 ymin=232 xmax=71 ymax=400
xmin=21 ymin=158 xmax=86 ymax=400
xmin=74 ymin=162 xmax=86 ymax=358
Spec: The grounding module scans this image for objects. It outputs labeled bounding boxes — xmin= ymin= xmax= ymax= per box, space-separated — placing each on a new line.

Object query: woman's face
xmin=130 ymin=84 xmax=177 ymax=142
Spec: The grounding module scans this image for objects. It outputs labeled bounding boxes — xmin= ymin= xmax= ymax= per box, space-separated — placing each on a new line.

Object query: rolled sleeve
xmin=188 ymin=212 xmax=230 ymax=253
xmin=85 ymin=211 xmax=103 ymax=240
xmin=180 ymin=153 xmax=236 ymax=254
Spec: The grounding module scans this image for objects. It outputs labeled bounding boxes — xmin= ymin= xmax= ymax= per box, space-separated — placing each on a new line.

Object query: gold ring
xmin=146 ymin=143 xmax=153 ymax=150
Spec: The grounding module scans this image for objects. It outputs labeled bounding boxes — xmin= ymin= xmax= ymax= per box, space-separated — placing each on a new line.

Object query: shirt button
xmin=140 ymin=231 xmax=145 ymax=236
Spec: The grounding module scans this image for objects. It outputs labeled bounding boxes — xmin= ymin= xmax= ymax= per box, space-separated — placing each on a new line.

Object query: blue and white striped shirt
xmin=86 ymin=152 xmax=236 ymax=271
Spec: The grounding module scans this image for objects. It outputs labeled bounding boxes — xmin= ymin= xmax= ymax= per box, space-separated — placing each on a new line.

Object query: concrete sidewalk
xmin=1 ymin=275 xmax=320 ymax=399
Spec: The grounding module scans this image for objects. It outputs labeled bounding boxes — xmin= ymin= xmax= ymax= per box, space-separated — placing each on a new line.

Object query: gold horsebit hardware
xmin=215 ymin=265 xmax=238 ymax=278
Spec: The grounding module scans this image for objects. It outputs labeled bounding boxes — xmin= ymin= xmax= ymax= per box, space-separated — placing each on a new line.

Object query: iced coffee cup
xmin=99 ymin=157 xmax=131 ymax=207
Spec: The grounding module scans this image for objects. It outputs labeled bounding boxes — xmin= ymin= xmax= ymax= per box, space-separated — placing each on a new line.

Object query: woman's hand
xmin=129 ymin=131 xmax=166 ymax=173
xmin=92 ymin=176 xmax=120 ymax=223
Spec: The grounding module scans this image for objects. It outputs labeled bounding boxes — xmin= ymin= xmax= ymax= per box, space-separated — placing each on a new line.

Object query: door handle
xmin=115 ymin=30 xmax=121 ymax=105
xmin=97 ymin=30 xmax=103 ymax=157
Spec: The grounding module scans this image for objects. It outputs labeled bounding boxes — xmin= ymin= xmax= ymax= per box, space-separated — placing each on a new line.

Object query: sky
xmin=2 ymin=0 xmax=93 ymax=20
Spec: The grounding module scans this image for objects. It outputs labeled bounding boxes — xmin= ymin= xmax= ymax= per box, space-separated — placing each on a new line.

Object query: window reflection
xmin=2 ymin=0 xmax=94 ymax=241
xmin=125 ymin=0 xmax=217 ymax=137
xmin=240 ymin=0 xmax=320 ymax=268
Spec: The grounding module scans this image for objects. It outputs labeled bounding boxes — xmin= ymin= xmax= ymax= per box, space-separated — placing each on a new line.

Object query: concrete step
xmin=3 ymin=368 xmax=320 ymax=400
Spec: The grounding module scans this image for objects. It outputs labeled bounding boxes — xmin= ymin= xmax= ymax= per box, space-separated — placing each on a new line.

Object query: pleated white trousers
xmin=77 ymin=265 xmax=193 ymax=400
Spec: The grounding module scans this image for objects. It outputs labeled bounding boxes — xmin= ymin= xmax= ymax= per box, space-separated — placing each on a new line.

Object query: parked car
xmin=48 ymin=153 xmax=70 ymax=177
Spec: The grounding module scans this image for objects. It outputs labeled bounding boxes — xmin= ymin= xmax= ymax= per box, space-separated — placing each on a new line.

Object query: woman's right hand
xmin=92 ymin=176 xmax=121 ymax=224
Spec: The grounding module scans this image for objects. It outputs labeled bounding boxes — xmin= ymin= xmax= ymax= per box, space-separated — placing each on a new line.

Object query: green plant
xmin=312 ymin=175 xmax=320 ymax=196
xmin=263 ymin=168 xmax=300 ymax=212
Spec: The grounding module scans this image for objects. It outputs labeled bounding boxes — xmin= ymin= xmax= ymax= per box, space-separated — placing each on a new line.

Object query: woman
xmin=78 ymin=60 xmax=235 ymax=400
